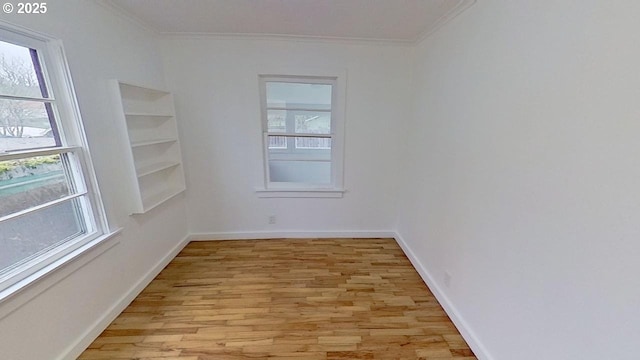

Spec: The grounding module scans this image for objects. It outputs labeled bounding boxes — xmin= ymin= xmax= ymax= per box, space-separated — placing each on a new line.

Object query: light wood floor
xmin=78 ymin=238 xmax=476 ymax=359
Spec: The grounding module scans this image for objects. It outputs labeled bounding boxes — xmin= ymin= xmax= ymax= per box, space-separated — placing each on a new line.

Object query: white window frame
xmin=0 ymin=23 xmax=112 ymax=300
xmin=256 ymin=72 xmax=346 ymax=198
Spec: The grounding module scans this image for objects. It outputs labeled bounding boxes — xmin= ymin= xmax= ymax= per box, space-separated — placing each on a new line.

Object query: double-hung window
xmin=0 ymin=25 xmax=108 ymax=295
xmin=259 ymin=75 xmax=345 ymax=197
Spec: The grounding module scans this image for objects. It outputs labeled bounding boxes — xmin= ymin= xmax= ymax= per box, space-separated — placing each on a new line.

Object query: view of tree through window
xmin=0 ymin=36 xmax=91 ymax=280
xmin=0 ymin=41 xmax=56 ymax=150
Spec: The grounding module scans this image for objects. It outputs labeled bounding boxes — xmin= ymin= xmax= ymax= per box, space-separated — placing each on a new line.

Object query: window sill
xmin=255 ymin=188 xmax=345 ymax=198
xmin=0 ymin=228 xmax=122 ymax=307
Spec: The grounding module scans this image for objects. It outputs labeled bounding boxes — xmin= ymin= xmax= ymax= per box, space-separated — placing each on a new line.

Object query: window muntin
xmin=260 ymin=76 xmax=337 ymax=187
xmin=0 ymin=28 xmax=105 ymax=293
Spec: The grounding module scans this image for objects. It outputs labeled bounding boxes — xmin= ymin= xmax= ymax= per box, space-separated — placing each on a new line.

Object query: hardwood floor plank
xmin=78 ymin=238 xmax=476 ymax=359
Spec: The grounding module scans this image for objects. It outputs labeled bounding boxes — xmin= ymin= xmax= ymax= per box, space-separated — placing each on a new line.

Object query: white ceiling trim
xmin=416 ymin=0 xmax=476 ymax=43
xmin=160 ymin=31 xmax=416 ymax=47
xmin=99 ymin=0 xmax=476 ymax=45
xmin=96 ymin=0 xmax=157 ymax=34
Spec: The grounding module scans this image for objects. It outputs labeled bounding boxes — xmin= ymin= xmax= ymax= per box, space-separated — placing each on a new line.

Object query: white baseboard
xmin=59 ymin=234 xmax=190 ymax=360
xmin=393 ymin=232 xmax=494 ymax=360
xmin=189 ymin=230 xmax=397 ymax=241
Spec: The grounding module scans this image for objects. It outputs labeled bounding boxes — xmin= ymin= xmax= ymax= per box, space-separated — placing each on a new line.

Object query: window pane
xmin=294 ymin=111 xmax=331 ymax=134
xmin=269 ymin=160 xmax=331 ymax=184
xmin=267 ymin=135 xmax=331 ymax=153
xmin=268 ymin=135 xmax=287 ymax=149
xmin=0 ymin=198 xmax=84 ymax=274
xmin=0 ymin=155 xmax=72 ymax=218
xmin=266 ymin=82 xmax=332 ymax=110
xmin=295 ymin=136 xmax=331 ymax=150
xmin=0 ymin=40 xmax=44 ymax=98
xmin=267 ymin=109 xmax=286 ymax=133
xmin=0 ymin=99 xmax=55 ymax=151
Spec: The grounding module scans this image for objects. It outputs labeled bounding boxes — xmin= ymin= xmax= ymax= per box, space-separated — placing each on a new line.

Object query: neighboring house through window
xmin=0 ymin=24 xmax=109 ymax=296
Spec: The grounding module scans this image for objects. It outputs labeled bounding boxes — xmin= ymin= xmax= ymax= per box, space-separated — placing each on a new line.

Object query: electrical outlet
xmin=268 ymin=215 xmax=276 ymax=224
xmin=444 ymin=271 xmax=452 ymax=288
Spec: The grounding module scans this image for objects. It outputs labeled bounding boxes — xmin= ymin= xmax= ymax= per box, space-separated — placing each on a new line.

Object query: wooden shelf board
xmin=136 ymin=161 xmax=180 ymax=178
xmin=140 ymin=186 xmax=186 ymax=213
xmin=119 ymin=82 xmax=170 ymax=97
xmin=130 ymin=138 xmax=177 ymax=148
xmin=125 ymin=112 xmax=174 ymax=118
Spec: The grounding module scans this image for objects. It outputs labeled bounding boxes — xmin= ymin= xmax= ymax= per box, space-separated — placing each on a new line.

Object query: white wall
xmin=162 ymin=37 xmax=411 ymax=235
xmin=0 ymin=2 xmax=188 ymax=359
xmin=5 ymin=2 xmax=638 ymax=359
xmin=397 ymin=1 xmax=640 ymax=359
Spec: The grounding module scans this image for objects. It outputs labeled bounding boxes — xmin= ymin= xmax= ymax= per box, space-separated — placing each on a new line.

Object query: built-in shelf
xmin=125 ymin=112 xmax=174 ymax=118
xmin=111 ymin=80 xmax=186 ymax=214
xmin=131 ymin=138 xmax=177 ymax=148
xmin=136 ymin=161 xmax=181 ymax=178
xmin=141 ymin=187 xmax=185 ymax=213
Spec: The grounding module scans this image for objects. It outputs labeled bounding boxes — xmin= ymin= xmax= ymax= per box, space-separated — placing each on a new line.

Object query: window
xmin=258 ymin=75 xmax=345 ymax=197
xmin=0 ymin=25 xmax=108 ymax=295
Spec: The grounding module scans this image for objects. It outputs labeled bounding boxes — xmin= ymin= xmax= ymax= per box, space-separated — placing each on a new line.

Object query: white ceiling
xmin=104 ymin=0 xmax=474 ymax=42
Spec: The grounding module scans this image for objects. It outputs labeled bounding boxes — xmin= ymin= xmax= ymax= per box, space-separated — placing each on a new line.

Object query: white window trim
xmin=255 ymin=188 xmax=345 ymax=198
xmin=0 ymin=22 xmax=113 ymax=299
xmin=256 ymin=70 xmax=347 ymax=198
xmin=0 ymin=229 xmax=121 ymax=305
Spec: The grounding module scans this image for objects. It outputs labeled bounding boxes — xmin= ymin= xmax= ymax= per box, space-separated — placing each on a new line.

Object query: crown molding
xmin=95 ymin=0 xmax=158 ymax=35
xmin=415 ymin=0 xmax=477 ymax=43
xmin=96 ymin=0 xmax=477 ymax=46
xmin=160 ymin=31 xmax=415 ymax=47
